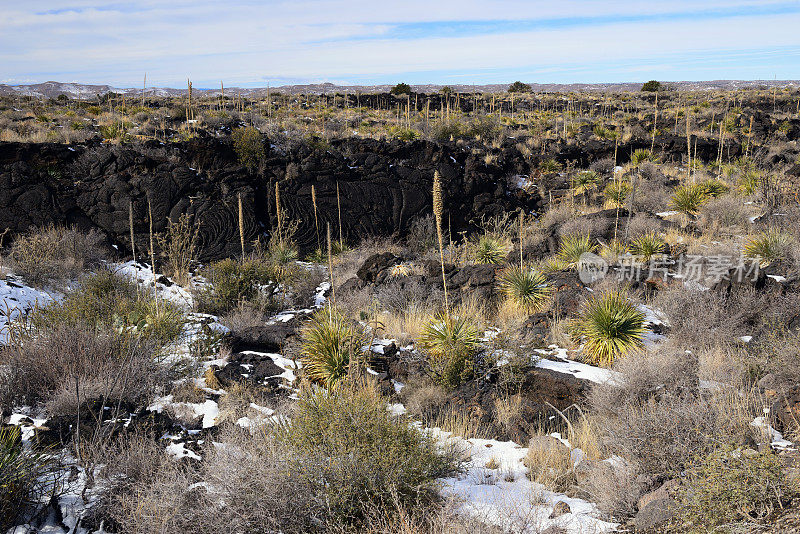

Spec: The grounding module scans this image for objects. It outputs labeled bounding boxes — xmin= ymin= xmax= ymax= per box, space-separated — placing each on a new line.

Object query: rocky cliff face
xmin=0 ymin=137 xmax=540 ymax=259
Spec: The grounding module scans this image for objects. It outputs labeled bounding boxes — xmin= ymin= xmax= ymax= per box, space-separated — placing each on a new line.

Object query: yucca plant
xmin=572 ymin=170 xmax=600 ymax=204
xmin=473 ymin=234 xmax=512 ymax=264
xmin=300 ymin=308 xmax=365 ymax=387
xmin=698 ymin=178 xmax=729 ymax=198
xmin=743 ymin=230 xmax=794 ymax=267
xmin=629 ymin=232 xmax=666 ymax=261
xmin=599 ymin=239 xmax=629 ymax=262
xmin=630 ymin=148 xmax=654 ymax=167
xmin=603 ymin=180 xmax=631 ymax=209
xmin=1 ymin=427 xmax=60 ymax=531
xmin=498 ymin=265 xmax=551 ymax=313
xmin=536 ymin=256 xmax=570 ymax=274
xmin=669 ymin=183 xmax=708 ymax=219
xmin=738 ymin=170 xmax=761 ymax=196
xmin=419 ymin=312 xmax=481 ymax=389
xmin=558 ymin=234 xmax=597 ymax=266
xmin=571 ymin=290 xmax=646 ymax=367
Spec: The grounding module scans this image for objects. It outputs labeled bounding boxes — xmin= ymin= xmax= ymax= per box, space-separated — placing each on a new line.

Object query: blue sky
xmin=1 ymin=1 xmax=799 ymax=87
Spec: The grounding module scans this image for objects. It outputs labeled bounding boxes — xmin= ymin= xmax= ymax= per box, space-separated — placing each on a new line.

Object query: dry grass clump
xmin=5 ymin=225 xmax=107 ymax=285
xmin=0 ymin=324 xmax=165 ymax=419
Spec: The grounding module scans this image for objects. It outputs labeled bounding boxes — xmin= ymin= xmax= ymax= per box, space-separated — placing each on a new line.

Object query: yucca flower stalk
xmin=571 ymin=289 xmax=646 ymax=367
xmin=432 ymin=171 xmax=449 ymax=312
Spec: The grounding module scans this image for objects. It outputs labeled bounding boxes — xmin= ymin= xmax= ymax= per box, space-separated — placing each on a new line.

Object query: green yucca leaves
xmin=572 ymin=170 xmax=600 ymax=197
xmin=629 ymin=232 xmax=666 ymax=261
xmin=698 ymin=178 xmax=729 ymax=198
xmin=630 ymin=148 xmax=654 ymax=167
xmin=473 ymin=234 xmax=512 ymax=264
xmin=571 ymin=290 xmax=646 ymax=367
xmin=600 ymin=239 xmax=630 ymax=262
xmin=669 ymin=183 xmax=709 ymax=218
xmin=498 ymin=265 xmax=551 ymax=313
xmin=603 ymin=180 xmax=631 ymax=209
xmin=743 ymin=230 xmax=794 ymax=267
xmin=1 ymin=427 xmax=60 ymax=531
xmin=300 ymin=308 xmax=365 ymax=387
xmin=558 ymin=234 xmax=597 ymax=266
xmin=419 ymin=313 xmax=481 ymax=388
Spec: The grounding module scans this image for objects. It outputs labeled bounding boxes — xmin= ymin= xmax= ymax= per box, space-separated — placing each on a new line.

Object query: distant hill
xmin=1 ymin=79 xmax=798 ymax=99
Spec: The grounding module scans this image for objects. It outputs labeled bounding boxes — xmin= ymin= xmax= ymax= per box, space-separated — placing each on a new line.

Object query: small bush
xmin=231 ymin=126 xmax=265 ymax=171
xmin=0 ymin=325 xmax=164 ymax=417
xmin=675 ymin=446 xmax=796 ymax=531
xmin=419 ymin=312 xmax=481 ymax=388
xmin=299 ymin=307 xmax=365 ymax=387
xmin=196 ymin=258 xmax=277 ymax=315
xmin=571 ymin=289 xmax=645 ymax=366
xmin=498 ymin=265 xmax=551 ymax=313
xmin=0 ymin=427 xmax=61 ymax=531
xmin=157 ymin=213 xmax=198 ymax=286
xmin=698 ymin=178 xmax=729 ymax=198
xmin=6 ymin=225 xmax=106 ymax=285
xmin=278 ymin=382 xmax=463 ymax=526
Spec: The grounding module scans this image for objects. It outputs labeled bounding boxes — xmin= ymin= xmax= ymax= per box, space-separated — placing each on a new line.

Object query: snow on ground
xmin=112 ymin=261 xmax=195 ymax=308
xmin=533 ymin=345 xmax=619 ymax=385
xmin=0 ymin=274 xmax=60 ymax=344
xmin=752 ymin=417 xmax=796 ymax=451
xmin=429 ymin=427 xmax=617 ymax=534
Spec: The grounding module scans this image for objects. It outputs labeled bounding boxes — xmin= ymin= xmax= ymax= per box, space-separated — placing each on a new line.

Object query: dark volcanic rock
xmin=0 ymin=137 xmax=541 ymax=259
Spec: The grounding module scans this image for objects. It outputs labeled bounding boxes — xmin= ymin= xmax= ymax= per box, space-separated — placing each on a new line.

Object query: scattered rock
xmin=634 ymin=497 xmax=676 ymax=532
xmin=549 ymin=500 xmax=571 ymax=519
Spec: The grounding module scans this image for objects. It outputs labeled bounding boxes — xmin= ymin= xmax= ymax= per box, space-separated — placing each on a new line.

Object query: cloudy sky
xmin=2 ymin=1 xmax=799 ymax=87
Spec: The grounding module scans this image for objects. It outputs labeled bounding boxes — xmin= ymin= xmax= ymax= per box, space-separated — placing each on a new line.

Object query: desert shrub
xmin=0 ymin=325 xmax=164 ymax=416
xmin=278 ymin=382 xmax=463 ymax=527
xmin=570 ymin=289 xmax=645 ymax=366
xmin=743 ymin=229 xmax=793 ymax=267
xmin=629 ymin=231 xmax=666 ymax=260
xmin=524 ymin=435 xmax=575 ymax=492
xmin=31 ymin=270 xmax=184 ymax=344
xmin=557 ymin=233 xmax=597 ymax=266
xmin=0 ymin=427 xmax=61 ymax=531
xmin=675 ymin=446 xmax=796 ymax=531
xmin=431 ymin=121 xmax=463 ymax=142
xmin=157 ymin=213 xmax=198 ymax=286
xmin=6 ymin=225 xmax=106 ymax=285
xmin=195 ymin=258 xmax=277 ymax=315
xmin=599 ymin=238 xmax=629 ymax=262
xmin=419 ymin=312 xmax=481 ymax=389
xmin=473 ymin=234 xmax=511 ymax=264
xmin=497 ymin=265 xmax=551 ymax=313
xmin=299 ymin=307 xmax=365 ymax=387
xmin=698 ymin=196 xmax=750 ymax=229
xmin=231 ymin=126 xmax=265 ymax=171
xmin=400 ymin=377 xmax=449 ymax=420
xmin=220 ymin=302 xmax=269 ymax=333
xmin=407 ymin=215 xmax=438 ymax=254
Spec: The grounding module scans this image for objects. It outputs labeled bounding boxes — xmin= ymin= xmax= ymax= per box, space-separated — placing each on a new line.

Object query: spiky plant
xmin=540 ymin=159 xmax=562 ymax=174
xmin=0 ymin=427 xmax=60 ymax=531
xmin=600 ymin=239 xmax=629 ymax=262
xmin=558 ymin=234 xmax=597 ymax=266
xmin=571 ymin=290 xmax=646 ymax=367
xmin=630 ymin=148 xmax=654 ymax=167
xmin=743 ymin=230 xmax=794 ymax=267
xmin=419 ymin=312 xmax=481 ymax=389
xmin=474 ymin=234 xmax=512 ymax=264
xmin=669 ymin=183 xmax=708 ymax=218
xmin=738 ymin=170 xmax=761 ymax=196
xmin=698 ymin=178 xmax=729 ymax=198
xmin=536 ymin=256 xmax=570 ymax=274
xmin=603 ymin=180 xmax=631 ymax=209
xmin=498 ymin=265 xmax=551 ymax=313
xmin=629 ymin=232 xmax=666 ymax=261
xmin=572 ymin=170 xmax=600 ymax=203
xmin=300 ymin=307 xmax=365 ymax=387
